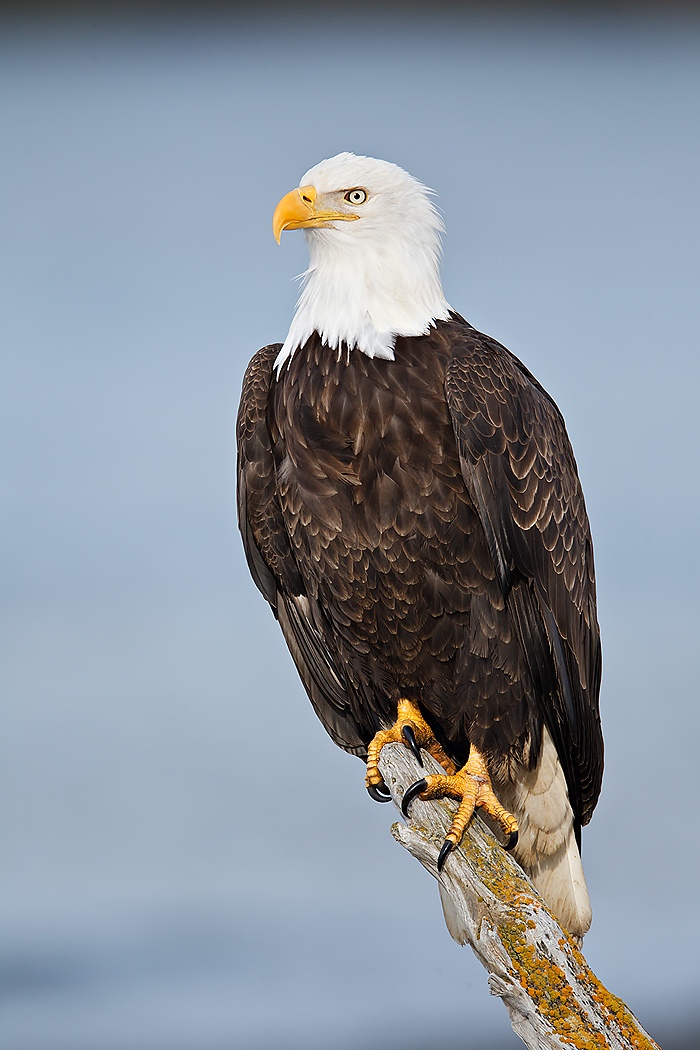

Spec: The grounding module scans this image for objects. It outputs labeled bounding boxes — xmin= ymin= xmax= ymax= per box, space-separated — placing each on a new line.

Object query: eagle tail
xmin=524 ymin=820 xmax=592 ymax=942
xmin=499 ymin=728 xmax=592 ymax=940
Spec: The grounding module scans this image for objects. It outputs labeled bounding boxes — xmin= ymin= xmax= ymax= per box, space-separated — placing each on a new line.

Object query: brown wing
xmin=236 ymin=344 xmax=366 ymax=756
xmin=445 ymin=326 xmax=603 ymax=833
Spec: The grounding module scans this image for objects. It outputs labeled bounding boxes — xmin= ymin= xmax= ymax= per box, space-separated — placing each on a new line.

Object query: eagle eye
xmin=344 ymin=188 xmax=368 ymax=205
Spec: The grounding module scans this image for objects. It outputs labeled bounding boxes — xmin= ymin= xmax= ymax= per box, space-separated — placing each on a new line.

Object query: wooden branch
xmin=378 ymin=743 xmax=660 ymax=1050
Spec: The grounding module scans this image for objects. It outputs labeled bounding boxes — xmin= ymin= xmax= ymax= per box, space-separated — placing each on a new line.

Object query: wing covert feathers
xmin=237 ymin=344 xmax=365 ymax=755
xmin=445 ymin=328 xmax=603 ymax=831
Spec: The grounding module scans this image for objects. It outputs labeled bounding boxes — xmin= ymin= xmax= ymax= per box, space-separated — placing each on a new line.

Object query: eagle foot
xmin=365 ymin=698 xmax=456 ymax=803
xmin=402 ymin=746 xmax=519 ymax=869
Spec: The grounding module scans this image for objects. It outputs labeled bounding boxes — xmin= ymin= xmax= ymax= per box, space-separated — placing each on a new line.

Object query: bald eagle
xmin=237 ymin=153 xmax=603 ymax=939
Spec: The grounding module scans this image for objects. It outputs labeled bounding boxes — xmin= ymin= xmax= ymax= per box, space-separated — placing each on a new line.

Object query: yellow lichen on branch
xmin=378 ymin=743 xmax=660 ymax=1050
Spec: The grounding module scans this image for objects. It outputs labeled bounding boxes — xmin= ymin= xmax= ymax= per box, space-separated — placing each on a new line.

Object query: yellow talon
xmin=402 ymin=745 xmax=519 ymax=865
xmin=365 ymin=698 xmax=456 ymax=797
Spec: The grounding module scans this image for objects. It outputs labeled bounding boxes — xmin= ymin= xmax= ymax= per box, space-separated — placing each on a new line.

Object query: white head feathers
xmin=274 ymin=153 xmax=451 ymax=371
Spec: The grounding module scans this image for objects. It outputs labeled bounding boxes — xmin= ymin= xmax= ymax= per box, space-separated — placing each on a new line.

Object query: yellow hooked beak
xmin=272 ymin=185 xmax=360 ymax=243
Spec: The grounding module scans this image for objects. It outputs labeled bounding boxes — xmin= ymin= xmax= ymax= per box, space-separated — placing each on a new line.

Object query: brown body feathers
xmin=237 ymin=316 xmax=603 ymax=843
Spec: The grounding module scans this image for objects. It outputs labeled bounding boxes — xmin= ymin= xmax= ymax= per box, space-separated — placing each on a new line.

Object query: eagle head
xmin=272 ymin=153 xmax=451 ymax=370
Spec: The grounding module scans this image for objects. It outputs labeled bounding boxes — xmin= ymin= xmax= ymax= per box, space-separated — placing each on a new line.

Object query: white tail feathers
xmin=497 ymin=727 xmax=592 ymax=939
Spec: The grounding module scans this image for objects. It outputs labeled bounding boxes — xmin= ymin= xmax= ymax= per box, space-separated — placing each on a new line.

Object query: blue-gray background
xmin=2 ymin=7 xmax=699 ymax=1049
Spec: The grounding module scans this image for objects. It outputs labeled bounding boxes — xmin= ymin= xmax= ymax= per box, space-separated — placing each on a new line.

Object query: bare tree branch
xmin=378 ymin=743 xmax=660 ymax=1050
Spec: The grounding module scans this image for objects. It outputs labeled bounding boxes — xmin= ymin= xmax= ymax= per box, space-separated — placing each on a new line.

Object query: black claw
xmin=505 ymin=829 xmax=519 ymax=851
xmin=401 ymin=777 xmax=428 ymax=817
xmin=437 ymin=839 xmax=455 ymax=872
xmin=367 ymin=782 xmax=392 ymax=803
xmin=401 ymin=724 xmax=424 ymax=767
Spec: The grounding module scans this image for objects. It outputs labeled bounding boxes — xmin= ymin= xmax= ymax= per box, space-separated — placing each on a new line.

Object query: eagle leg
xmin=365 ymin=698 xmax=457 ymax=802
xmin=402 ymin=746 xmax=519 ymax=869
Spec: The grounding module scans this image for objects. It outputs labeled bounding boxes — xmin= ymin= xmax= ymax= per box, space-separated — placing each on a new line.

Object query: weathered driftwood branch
xmin=378 ymin=743 xmax=659 ymax=1050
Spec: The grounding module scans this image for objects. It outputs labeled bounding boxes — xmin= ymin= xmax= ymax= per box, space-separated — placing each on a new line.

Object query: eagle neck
xmin=275 ymin=226 xmax=451 ymax=372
